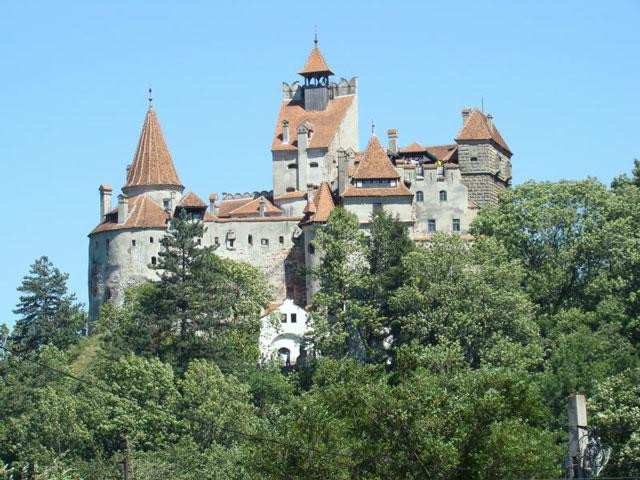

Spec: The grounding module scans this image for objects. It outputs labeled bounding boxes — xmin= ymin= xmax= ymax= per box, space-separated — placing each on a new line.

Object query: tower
xmin=456 ymin=108 xmax=512 ymax=207
xmin=272 ymin=40 xmax=359 ymax=198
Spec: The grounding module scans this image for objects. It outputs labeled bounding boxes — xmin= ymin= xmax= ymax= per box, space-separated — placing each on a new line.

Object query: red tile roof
xmin=272 ymin=95 xmax=354 ymax=151
xmin=398 ymin=142 xmax=426 ymax=153
xmin=124 ymin=107 xmax=183 ymax=191
xmin=90 ymin=195 xmax=169 ymax=234
xmin=226 ymin=196 xmax=283 ymax=217
xmin=455 ymin=110 xmax=511 ymax=154
xmin=305 ymin=182 xmax=335 ymax=223
xmin=274 ymin=190 xmax=306 ymax=201
xmin=216 ymin=198 xmax=253 ymax=217
xmin=299 ymin=46 xmax=333 ymax=76
xmin=214 ymin=216 xmax=304 ymax=223
xmin=352 ymin=136 xmax=400 ymax=180
xmin=177 ymin=191 xmax=207 ymax=208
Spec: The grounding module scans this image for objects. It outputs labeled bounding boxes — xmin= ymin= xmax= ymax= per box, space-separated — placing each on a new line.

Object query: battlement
xmin=282 ymin=77 xmax=357 ymax=101
xmin=221 ymin=191 xmax=272 ymax=201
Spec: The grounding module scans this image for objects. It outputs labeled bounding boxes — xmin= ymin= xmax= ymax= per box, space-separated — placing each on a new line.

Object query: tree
xmin=10 ymin=257 xmax=86 ymax=354
xmin=591 ymin=368 xmax=640 ymax=476
xmin=101 ymin=210 xmax=270 ymax=373
xmin=390 ymin=235 xmax=540 ymax=369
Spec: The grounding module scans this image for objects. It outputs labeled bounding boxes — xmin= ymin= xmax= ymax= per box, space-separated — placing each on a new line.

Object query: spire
xmin=299 ymin=41 xmax=333 ymax=76
xmin=123 ymin=100 xmax=183 ymax=192
xmin=148 ymin=87 xmax=153 ymax=107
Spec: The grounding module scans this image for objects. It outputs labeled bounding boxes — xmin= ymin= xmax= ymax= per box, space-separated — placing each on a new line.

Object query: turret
xmin=298 ymin=36 xmax=333 ymax=111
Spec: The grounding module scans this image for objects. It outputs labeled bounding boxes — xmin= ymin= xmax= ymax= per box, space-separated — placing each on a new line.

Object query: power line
xmin=0 ymin=344 xmax=354 ymax=465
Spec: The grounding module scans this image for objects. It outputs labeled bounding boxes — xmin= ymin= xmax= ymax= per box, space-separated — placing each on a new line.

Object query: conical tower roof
xmin=352 ymin=135 xmax=400 ymax=180
xmin=123 ymin=105 xmax=183 ymax=192
xmin=299 ymin=46 xmax=333 ymax=76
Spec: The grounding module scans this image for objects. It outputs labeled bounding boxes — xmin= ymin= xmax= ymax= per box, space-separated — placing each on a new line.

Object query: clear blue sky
xmin=1 ymin=1 xmax=638 ymax=327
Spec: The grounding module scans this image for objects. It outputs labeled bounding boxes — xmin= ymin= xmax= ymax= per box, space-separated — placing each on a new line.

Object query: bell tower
xmin=299 ymin=35 xmax=333 ymax=111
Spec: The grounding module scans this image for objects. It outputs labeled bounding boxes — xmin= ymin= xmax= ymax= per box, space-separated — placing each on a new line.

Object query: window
xmin=163 ymin=199 xmax=170 ymax=209
xmin=278 ymin=347 xmax=291 ymax=366
xmin=106 ymin=239 xmax=110 ymax=247
xmin=470 ymin=156 xmax=478 ymax=162
xmin=151 ymin=256 xmax=157 ymax=265
xmin=416 ymin=191 xmax=424 ymax=202
xmin=286 ymin=187 xmax=295 ymax=192
xmin=428 ymin=219 xmax=436 ymax=233
xmin=197 ymin=238 xmax=202 ymax=245
xmin=439 ymin=190 xmax=447 ymax=202
xmin=281 ymin=313 xmax=286 ymax=323
xmin=279 ymin=236 xmax=284 ymax=245
xmin=308 ymin=243 xmax=315 ymax=254
xmin=261 ymin=238 xmax=269 ymax=246
xmin=290 ymin=313 xmax=297 ymax=323
xmin=150 ymin=237 xmax=154 ymax=243
xmin=214 ymin=237 xmax=219 ymax=246
xmin=452 ymin=218 xmax=461 ymax=232
xmin=248 ymin=235 xmax=253 ymax=246
xmin=373 ymin=203 xmax=383 ymax=214
xmin=132 ymin=239 xmax=136 ymax=246
xmin=288 ymin=163 xmax=298 ymax=169
xmin=309 ymin=162 xmax=319 ymax=168
xmin=227 ymin=239 xmax=235 ymax=249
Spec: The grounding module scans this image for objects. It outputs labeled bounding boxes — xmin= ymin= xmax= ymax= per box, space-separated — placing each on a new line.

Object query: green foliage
xmin=100 ymin=210 xmax=270 ymax=373
xmin=591 ymin=368 xmax=640 ymax=476
xmin=391 ymin=235 xmax=540 ymax=369
xmin=10 ymin=256 xmax=86 ymax=354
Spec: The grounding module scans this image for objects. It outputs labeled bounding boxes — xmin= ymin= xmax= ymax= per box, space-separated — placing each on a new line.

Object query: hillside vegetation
xmin=2 ymin=165 xmax=640 ymax=479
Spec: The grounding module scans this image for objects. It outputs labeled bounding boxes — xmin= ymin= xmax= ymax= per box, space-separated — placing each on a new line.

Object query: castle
xmin=88 ymin=40 xmax=514 ymax=348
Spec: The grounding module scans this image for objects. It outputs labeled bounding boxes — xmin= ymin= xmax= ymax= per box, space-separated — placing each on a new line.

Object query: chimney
xmin=387 ymin=128 xmax=398 ymax=154
xmin=462 ymin=108 xmax=471 ymax=125
xmin=297 ymin=123 xmax=310 ymax=190
xmin=337 ymin=149 xmax=349 ymax=196
xmin=208 ymin=193 xmax=218 ymax=215
xmin=486 ymin=114 xmax=493 ymax=131
xmin=258 ymin=197 xmax=266 ymax=217
xmin=282 ymin=120 xmax=289 ymax=145
xmin=99 ymin=184 xmax=113 ymax=221
xmin=117 ymin=194 xmax=128 ymax=224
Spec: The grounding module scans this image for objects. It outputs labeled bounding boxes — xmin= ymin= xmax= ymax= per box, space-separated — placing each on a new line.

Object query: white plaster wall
xmin=272 ymin=150 xmax=298 ymax=198
xmin=121 ymin=185 xmax=183 ymax=207
xmin=411 ymin=168 xmax=474 ymax=234
xmin=203 ymin=219 xmax=304 ymax=303
xmin=274 ymin=197 xmax=307 ymax=217
xmin=88 ymin=227 xmax=165 ymax=318
xmin=343 ymin=196 xmax=413 ymax=223
xmin=259 ymin=299 xmax=309 ymax=364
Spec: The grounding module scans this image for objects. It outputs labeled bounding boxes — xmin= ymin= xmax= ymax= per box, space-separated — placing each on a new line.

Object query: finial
xmin=314 ymin=25 xmax=318 ymax=46
xmin=371 ymin=120 xmax=376 ymax=136
xmin=148 ymin=87 xmax=153 ymax=107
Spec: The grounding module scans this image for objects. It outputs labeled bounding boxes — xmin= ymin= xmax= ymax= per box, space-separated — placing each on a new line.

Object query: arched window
xmin=439 ymin=190 xmax=447 ymax=202
xmin=416 ymin=191 xmax=424 ymax=202
xmin=278 ymin=347 xmax=291 ymax=366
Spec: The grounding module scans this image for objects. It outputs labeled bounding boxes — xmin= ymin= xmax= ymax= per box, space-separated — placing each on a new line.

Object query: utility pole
xmin=567 ymin=394 xmax=588 ymax=478
xmin=122 ymin=436 xmax=130 ymax=480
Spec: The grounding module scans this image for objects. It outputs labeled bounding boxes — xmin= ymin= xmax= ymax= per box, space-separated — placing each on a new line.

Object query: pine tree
xmin=10 ymin=256 xmax=85 ymax=353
